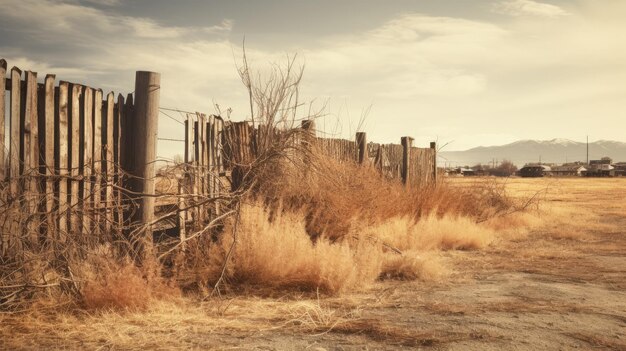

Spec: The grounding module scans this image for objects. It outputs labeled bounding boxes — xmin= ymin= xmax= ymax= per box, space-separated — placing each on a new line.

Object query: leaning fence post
xmin=356 ymin=132 xmax=367 ymax=165
xmin=401 ymin=136 xmax=413 ymax=185
xmin=124 ymin=71 xmax=160 ymax=261
xmin=430 ymin=141 xmax=438 ymax=184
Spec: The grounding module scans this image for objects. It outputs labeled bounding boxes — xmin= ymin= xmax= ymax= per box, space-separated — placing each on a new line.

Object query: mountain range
xmin=438 ymin=139 xmax=626 ymax=168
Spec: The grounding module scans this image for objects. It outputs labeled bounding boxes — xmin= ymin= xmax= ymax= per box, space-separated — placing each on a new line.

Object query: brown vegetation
xmin=2 ymin=178 xmax=625 ymax=350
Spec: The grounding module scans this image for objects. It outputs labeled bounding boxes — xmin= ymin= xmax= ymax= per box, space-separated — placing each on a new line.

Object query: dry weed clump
xmin=81 ymin=261 xmax=153 ymax=310
xmin=79 ymin=254 xmax=180 ymax=311
xmin=365 ymin=215 xmax=495 ymax=252
xmin=178 ymin=203 xmax=384 ymax=294
xmin=380 ymin=251 xmax=448 ymax=281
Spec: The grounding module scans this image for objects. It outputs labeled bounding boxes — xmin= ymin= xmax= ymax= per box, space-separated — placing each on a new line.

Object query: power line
xmin=158 ymin=137 xmax=185 ymax=142
xmin=158 ymin=109 xmax=185 ymax=126
xmin=160 ymin=106 xmax=197 ymax=115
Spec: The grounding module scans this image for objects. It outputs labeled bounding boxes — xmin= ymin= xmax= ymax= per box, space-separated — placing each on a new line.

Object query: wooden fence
xmin=179 ymin=118 xmax=438 ymax=205
xmin=1 ymin=62 xmax=437 ymax=255
xmin=0 ymin=59 xmax=159 ymax=256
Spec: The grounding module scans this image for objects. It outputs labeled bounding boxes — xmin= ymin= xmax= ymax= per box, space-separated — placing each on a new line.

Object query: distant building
xmin=587 ymin=157 xmax=616 ymax=177
xmin=458 ymin=167 xmax=476 ymax=176
xmin=519 ymin=165 xmax=551 ymax=177
xmin=613 ymin=162 xmax=626 ymax=176
xmin=550 ymin=165 xmax=587 ymax=177
xmin=589 ymin=157 xmax=612 ymax=166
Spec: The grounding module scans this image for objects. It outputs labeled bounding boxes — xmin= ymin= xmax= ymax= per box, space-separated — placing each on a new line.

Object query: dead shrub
xmin=380 ymin=252 xmax=448 ymax=281
xmin=82 ymin=262 xmax=152 ymax=310
xmin=78 ymin=249 xmax=180 ymax=311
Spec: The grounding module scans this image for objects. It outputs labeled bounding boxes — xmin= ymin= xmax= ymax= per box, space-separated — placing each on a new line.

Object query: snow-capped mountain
xmin=439 ymin=139 xmax=626 ymax=168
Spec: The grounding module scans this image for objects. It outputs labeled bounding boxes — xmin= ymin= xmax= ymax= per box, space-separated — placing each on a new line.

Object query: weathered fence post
xmin=301 ymin=120 xmax=316 ymax=151
xmin=301 ymin=120 xmax=316 ymax=139
xmin=401 ymin=136 xmax=413 ymax=185
xmin=301 ymin=120 xmax=316 ymax=174
xmin=356 ymin=132 xmax=367 ymax=165
xmin=430 ymin=141 xmax=438 ymax=184
xmin=124 ymin=71 xmax=160 ymax=261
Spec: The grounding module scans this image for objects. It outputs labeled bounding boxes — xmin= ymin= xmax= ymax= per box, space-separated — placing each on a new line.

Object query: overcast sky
xmin=1 ymin=0 xmax=624 ymax=157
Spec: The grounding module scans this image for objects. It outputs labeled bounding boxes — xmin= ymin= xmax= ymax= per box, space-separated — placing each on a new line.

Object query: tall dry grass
xmin=172 ymin=148 xmax=524 ymax=295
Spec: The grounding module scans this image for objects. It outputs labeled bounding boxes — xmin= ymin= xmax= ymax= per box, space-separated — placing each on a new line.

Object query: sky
xmin=1 ymin=0 xmax=625 ymax=158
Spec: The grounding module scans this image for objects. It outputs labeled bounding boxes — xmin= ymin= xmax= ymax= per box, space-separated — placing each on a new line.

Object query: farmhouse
xmin=613 ymin=162 xmax=626 ymax=176
xmin=587 ymin=157 xmax=615 ymax=177
xmin=550 ymin=165 xmax=587 ymax=177
xmin=519 ymin=164 xmax=551 ymax=177
xmin=458 ymin=167 xmax=476 ymax=176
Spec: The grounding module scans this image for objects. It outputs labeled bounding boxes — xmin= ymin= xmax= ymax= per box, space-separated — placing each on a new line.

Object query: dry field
xmin=2 ymin=177 xmax=625 ymax=350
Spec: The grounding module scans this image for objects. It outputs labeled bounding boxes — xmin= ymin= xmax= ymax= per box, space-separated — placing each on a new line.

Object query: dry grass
xmin=215 ymin=203 xmax=383 ymax=294
xmin=3 ymin=177 xmax=625 ymax=350
xmin=79 ymin=255 xmax=180 ymax=311
xmin=380 ymin=251 xmax=448 ymax=281
xmin=179 ymin=151 xmax=520 ymax=294
xmin=0 ymin=296 xmax=358 ymax=350
xmin=369 ymin=215 xmax=496 ymax=252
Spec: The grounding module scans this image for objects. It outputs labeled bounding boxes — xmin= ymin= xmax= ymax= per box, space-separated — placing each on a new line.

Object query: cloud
xmin=81 ymin=0 xmax=121 ymax=6
xmin=0 ymin=0 xmax=232 ymax=42
xmin=303 ymin=14 xmax=505 ymax=99
xmin=1 ymin=0 xmax=625 ymax=155
xmin=492 ymin=0 xmax=569 ymax=18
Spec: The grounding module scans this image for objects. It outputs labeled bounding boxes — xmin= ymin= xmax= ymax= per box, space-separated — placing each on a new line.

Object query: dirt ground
xmin=2 ymin=178 xmax=625 ymax=350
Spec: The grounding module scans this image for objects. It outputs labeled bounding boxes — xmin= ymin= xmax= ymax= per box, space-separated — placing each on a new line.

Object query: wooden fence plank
xmin=69 ymin=84 xmax=83 ymax=235
xmin=115 ymin=93 xmax=127 ymax=238
xmin=0 ymin=60 xmax=5 ymax=253
xmin=41 ymin=74 xmax=56 ymax=239
xmin=0 ymin=60 xmax=5 ymax=181
xmin=356 ymin=132 xmax=367 ymax=165
xmin=184 ymin=115 xmax=192 ymax=164
xmin=430 ymin=142 xmax=437 ymax=183
xmin=57 ymin=82 xmax=69 ymax=239
xmin=9 ymin=67 xmax=21 ymax=197
xmin=82 ymin=87 xmax=93 ymax=235
xmin=103 ymin=92 xmax=114 ymax=234
xmin=119 ymin=93 xmax=135 ymax=236
xmin=214 ymin=116 xmax=223 ymax=215
xmin=207 ymin=115 xmax=214 ymax=212
xmin=92 ymin=89 xmax=102 ymax=234
xmin=401 ymin=137 xmax=412 ymax=185
xmin=199 ymin=113 xmax=206 ymax=222
xmin=193 ymin=118 xmax=200 ymax=225
xmin=24 ymin=71 xmax=39 ymax=245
